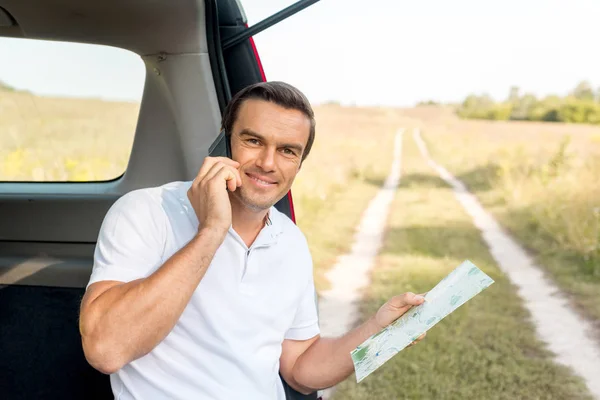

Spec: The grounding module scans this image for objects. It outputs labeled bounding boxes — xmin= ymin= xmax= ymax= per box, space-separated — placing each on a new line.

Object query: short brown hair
xmin=221 ymin=81 xmax=316 ymax=162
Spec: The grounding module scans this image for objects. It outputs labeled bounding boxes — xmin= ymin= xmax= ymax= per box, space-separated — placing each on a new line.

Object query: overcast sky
xmin=0 ymin=0 xmax=598 ymax=106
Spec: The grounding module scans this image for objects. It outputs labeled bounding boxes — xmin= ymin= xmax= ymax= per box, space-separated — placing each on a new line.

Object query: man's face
xmin=229 ymin=99 xmax=311 ymax=212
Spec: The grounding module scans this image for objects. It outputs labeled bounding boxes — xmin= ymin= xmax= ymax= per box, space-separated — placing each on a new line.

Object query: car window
xmin=0 ymin=37 xmax=145 ymax=182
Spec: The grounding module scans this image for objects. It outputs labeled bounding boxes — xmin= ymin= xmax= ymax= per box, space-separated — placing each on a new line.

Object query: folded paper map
xmin=351 ymin=260 xmax=495 ymax=383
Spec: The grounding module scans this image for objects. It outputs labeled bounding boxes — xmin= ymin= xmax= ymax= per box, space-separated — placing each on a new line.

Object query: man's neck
xmin=229 ymin=193 xmax=269 ymax=248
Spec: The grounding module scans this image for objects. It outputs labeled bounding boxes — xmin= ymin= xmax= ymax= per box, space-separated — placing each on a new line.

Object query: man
xmin=79 ymin=81 xmax=425 ymax=399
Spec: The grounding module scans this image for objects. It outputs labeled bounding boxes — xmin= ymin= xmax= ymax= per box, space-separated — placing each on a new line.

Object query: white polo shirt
xmin=86 ymin=180 xmax=320 ymax=400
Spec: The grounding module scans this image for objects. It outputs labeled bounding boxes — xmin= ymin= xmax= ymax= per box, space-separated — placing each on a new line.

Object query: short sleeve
xmin=284 ymin=268 xmax=320 ymax=341
xmin=86 ymin=190 xmax=166 ymax=290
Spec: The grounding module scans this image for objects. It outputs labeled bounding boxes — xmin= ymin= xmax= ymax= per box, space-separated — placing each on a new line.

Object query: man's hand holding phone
xmin=188 ymin=156 xmax=242 ymax=237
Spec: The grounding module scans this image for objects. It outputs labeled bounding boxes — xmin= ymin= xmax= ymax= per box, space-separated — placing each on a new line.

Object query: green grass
xmin=331 ymin=133 xmax=592 ymax=400
xmin=412 ymin=111 xmax=600 ymax=327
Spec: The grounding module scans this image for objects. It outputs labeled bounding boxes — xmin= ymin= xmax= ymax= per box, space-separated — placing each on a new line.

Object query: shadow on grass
xmin=363 ymin=164 xmax=500 ymax=193
xmin=362 ymin=176 xmax=386 ymax=187
xmin=363 ymin=173 xmax=448 ymax=189
xmin=456 ymin=163 xmax=501 ymax=192
xmin=400 ymin=173 xmax=448 ymax=188
xmin=379 ymin=221 xmax=494 ymax=277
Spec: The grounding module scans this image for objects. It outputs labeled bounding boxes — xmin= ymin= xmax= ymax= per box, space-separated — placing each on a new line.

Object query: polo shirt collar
xmin=228 ymin=206 xmax=284 ymax=249
xmin=263 ymin=206 xmax=284 ymax=241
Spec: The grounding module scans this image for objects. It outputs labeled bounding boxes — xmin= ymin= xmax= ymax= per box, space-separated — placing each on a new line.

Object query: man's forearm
xmin=293 ymin=316 xmax=383 ymax=390
xmin=80 ymin=227 xmax=225 ymax=373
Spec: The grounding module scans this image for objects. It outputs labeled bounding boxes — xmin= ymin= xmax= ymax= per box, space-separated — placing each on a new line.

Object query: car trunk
xmin=0 ymin=0 xmax=321 ymax=399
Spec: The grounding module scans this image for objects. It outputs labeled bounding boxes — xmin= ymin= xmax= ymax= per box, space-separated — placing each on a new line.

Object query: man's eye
xmin=283 ymin=148 xmax=296 ymax=156
xmin=248 ymin=139 xmax=259 ymax=145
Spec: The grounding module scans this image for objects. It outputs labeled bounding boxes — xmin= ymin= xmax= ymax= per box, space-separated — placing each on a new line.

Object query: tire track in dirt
xmin=317 ymin=128 xmax=404 ymax=400
xmin=413 ymin=127 xmax=600 ymax=399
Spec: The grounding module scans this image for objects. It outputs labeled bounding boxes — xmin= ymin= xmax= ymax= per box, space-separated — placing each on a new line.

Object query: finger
xmin=233 ymin=168 xmax=242 ymax=188
xmin=206 ymin=161 xmax=241 ymax=188
xmin=195 ymin=157 xmax=240 ymax=184
xmin=210 ymin=157 xmax=241 ymax=187
xmin=194 ymin=157 xmax=220 ymax=184
xmin=205 ymin=165 xmax=235 ymax=191
xmin=210 ymin=166 xmax=237 ymax=192
xmin=389 ymin=293 xmax=425 ymax=309
xmin=408 ymin=333 xmax=426 ymax=348
xmin=210 ymin=156 xmax=240 ymax=169
xmin=224 ymin=169 xmax=239 ymax=192
xmin=203 ymin=162 xmax=226 ymax=183
xmin=223 ymin=165 xmax=241 ymax=190
xmin=412 ymin=333 xmax=426 ymax=344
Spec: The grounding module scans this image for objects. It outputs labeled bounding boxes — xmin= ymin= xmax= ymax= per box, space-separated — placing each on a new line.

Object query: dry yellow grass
xmin=0 ymin=91 xmax=138 ymax=181
xmin=294 ymin=105 xmax=408 ymax=290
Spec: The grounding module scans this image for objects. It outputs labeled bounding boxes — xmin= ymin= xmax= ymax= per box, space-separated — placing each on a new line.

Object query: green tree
xmin=510 ymin=93 xmax=538 ymax=120
xmin=529 ymin=95 xmax=562 ymax=122
xmin=558 ymin=98 xmax=600 ymax=124
xmin=486 ymin=103 xmax=512 ymax=120
xmin=457 ymin=94 xmax=495 ymax=119
xmin=572 ymin=81 xmax=594 ymax=101
xmin=457 ymin=81 xmax=600 ymax=124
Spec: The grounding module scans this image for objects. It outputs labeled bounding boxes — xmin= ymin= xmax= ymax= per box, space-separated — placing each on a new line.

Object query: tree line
xmin=456 ymin=81 xmax=600 ymax=124
xmin=0 ymin=79 xmax=15 ymax=92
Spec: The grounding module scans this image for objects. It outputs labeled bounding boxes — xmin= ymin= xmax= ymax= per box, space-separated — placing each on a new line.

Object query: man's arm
xmin=80 ymin=156 xmax=242 ymax=375
xmin=280 ymin=293 xmax=426 ymax=393
xmin=80 ymin=227 xmax=225 ymax=374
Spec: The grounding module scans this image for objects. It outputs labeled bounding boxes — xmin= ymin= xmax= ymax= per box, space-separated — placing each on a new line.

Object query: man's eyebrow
xmin=238 ymin=129 xmax=304 ymax=153
xmin=238 ymin=128 xmax=265 ymax=140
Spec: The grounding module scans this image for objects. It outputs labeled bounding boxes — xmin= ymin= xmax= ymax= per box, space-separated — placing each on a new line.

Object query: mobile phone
xmin=208 ymin=129 xmax=232 ymax=158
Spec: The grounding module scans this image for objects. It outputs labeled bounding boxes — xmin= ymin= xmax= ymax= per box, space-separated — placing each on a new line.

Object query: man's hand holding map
xmin=351 ymin=260 xmax=495 ymax=382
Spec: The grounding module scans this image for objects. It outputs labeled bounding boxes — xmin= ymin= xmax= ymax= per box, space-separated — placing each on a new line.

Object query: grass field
xmin=0 ymin=91 xmax=139 ymax=181
xmin=293 ymin=105 xmax=404 ymax=290
xmin=401 ymin=106 xmax=600 ymax=331
xmin=331 ymin=130 xmax=592 ymax=400
xmin=3 ymin=91 xmax=599 ymax=398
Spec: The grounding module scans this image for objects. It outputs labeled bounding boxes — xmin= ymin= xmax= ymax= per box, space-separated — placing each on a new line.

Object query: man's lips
xmin=246 ymin=172 xmax=277 ymax=185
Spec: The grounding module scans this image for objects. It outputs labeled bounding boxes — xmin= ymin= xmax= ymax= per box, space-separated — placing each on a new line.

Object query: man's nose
xmin=256 ymin=147 xmax=276 ymax=171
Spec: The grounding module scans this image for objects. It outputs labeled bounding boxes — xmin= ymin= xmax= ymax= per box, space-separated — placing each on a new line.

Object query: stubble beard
xmin=231 ymin=184 xmax=287 ymax=212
